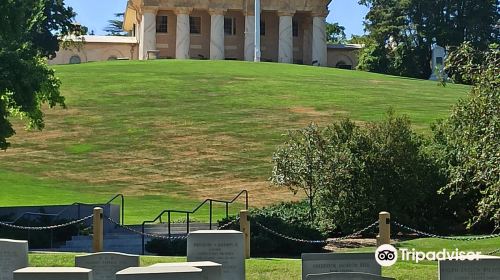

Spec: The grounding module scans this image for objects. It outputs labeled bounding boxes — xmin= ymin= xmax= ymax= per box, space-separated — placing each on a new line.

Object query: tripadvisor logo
xmin=375 ymin=244 xmax=398 ymax=267
xmin=375 ymin=245 xmax=482 ymax=266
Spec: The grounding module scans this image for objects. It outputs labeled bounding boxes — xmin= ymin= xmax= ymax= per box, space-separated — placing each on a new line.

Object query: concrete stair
xmin=54 ymin=222 xmax=212 ymax=254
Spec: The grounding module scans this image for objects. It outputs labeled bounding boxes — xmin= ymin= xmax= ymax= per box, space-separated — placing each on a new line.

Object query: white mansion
xmin=49 ymin=0 xmax=361 ymax=69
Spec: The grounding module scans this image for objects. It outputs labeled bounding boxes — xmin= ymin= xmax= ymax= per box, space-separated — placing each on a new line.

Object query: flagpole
xmin=254 ymin=0 xmax=261 ymax=62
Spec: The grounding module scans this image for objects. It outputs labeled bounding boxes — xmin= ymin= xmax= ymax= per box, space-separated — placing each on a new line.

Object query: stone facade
xmin=124 ymin=0 xmax=331 ymax=66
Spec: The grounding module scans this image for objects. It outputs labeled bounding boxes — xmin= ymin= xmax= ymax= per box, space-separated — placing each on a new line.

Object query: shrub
xmin=220 ymin=201 xmax=326 ymax=257
xmin=146 ymin=238 xmax=187 ymax=256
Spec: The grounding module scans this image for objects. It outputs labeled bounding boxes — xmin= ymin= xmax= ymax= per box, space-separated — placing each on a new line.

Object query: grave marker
xmin=76 ymin=252 xmax=140 ymax=280
xmin=0 ymin=239 xmax=29 ymax=280
xmin=302 ymin=253 xmax=380 ymax=280
xmin=187 ymin=230 xmax=245 ymax=280
xmin=306 ymin=272 xmax=395 ymax=280
xmin=13 ymin=267 xmax=92 ymax=280
xmin=150 ymin=261 xmax=222 ymax=280
xmin=439 ymin=255 xmax=500 ymax=280
xmin=116 ymin=266 xmax=202 ymax=280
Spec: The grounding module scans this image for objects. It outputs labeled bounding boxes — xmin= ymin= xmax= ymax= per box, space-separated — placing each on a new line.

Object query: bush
xmin=271 ymin=110 xmax=457 ymax=235
xmin=317 ymin=112 xmax=451 ymax=233
xmin=146 ymin=238 xmax=187 ymax=256
xmin=220 ymin=201 xmax=327 ymax=257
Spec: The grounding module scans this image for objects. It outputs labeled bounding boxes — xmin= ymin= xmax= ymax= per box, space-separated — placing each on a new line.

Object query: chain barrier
xmin=0 ymin=214 xmax=94 ymax=231
xmin=485 ymin=248 xmax=500 ymax=256
xmin=105 ymin=216 xmax=187 ymax=241
xmin=392 ymin=221 xmax=500 ymax=241
xmin=255 ymin=220 xmax=379 ymax=245
xmin=217 ymin=216 xmax=240 ymax=230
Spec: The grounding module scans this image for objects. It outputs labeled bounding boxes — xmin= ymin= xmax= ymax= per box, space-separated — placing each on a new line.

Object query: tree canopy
xmin=357 ymin=0 xmax=500 ymax=79
xmin=104 ymin=13 xmax=127 ymax=36
xmin=326 ymin=22 xmax=347 ymax=44
xmin=0 ymin=0 xmax=81 ymax=150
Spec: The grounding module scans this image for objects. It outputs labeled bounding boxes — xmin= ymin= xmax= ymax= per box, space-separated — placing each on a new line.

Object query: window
xmin=224 ymin=17 xmax=236 ymax=35
xmin=292 ymin=20 xmax=299 ymax=37
xmin=260 ymin=20 xmax=265 ymax=36
xmin=69 ymin=55 xmax=81 ymax=64
xmin=156 ymin=16 xmax=168 ymax=33
xmin=190 ymin=16 xmax=201 ymax=34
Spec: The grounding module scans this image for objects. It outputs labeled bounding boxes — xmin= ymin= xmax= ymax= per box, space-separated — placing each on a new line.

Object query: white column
xmin=175 ymin=8 xmax=191 ymax=59
xmin=209 ymin=9 xmax=225 ymax=60
xmin=278 ymin=12 xmax=294 ymax=64
xmin=312 ymin=15 xmax=327 ymax=67
xmin=244 ymin=14 xmax=255 ymax=61
xmin=139 ymin=9 xmax=157 ymax=60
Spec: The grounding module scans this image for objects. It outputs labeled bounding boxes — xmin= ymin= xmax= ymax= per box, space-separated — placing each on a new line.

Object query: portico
xmin=124 ymin=0 xmax=330 ymax=66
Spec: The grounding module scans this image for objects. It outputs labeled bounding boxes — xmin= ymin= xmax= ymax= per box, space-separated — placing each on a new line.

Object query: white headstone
xmin=0 ymin=239 xmax=29 ymax=280
xmin=439 ymin=255 xmax=500 ymax=280
xmin=430 ymin=45 xmax=446 ymax=80
xmin=302 ymin=253 xmax=381 ymax=280
xmin=13 ymin=267 xmax=92 ymax=280
xmin=76 ymin=252 xmax=140 ymax=280
xmin=116 ymin=266 xmax=202 ymax=280
xmin=187 ymin=230 xmax=245 ymax=280
xmin=306 ymin=272 xmax=395 ymax=280
xmin=150 ymin=261 xmax=222 ymax=280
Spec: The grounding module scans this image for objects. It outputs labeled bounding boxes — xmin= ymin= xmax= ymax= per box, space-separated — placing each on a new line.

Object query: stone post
xmin=209 ymin=9 xmax=225 ymax=60
xmin=175 ymin=7 xmax=192 ymax=59
xmin=312 ymin=13 xmax=327 ymax=67
xmin=376 ymin=211 xmax=391 ymax=246
xmin=92 ymin=207 xmax=103 ymax=252
xmin=244 ymin=12 xmax=255 ymax=62
xmin=239 ymin=210 xmax=250 ymax=259
xmin=139 ymin=8 xmax=157 ymax=60
xmin=278 ymin=11 xmax=294 ymax=64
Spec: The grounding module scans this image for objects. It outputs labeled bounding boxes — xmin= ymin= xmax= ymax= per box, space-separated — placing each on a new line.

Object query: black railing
xmin=141 ymin=190 xmax=248 ymax=254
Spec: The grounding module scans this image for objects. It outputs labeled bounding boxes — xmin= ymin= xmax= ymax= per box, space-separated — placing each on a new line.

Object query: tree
xmin=270 ymin=124 xmax=331 ymax=221
xmin=326 ymin=22 xmax=347 ymax=44
xmin=357 ymin=0 xmax=500 ymax=79
xmin=432 ymin=42 xmax=499 ymax=230
xmin=0 ymin=0 xmax=81 ymax=150
xmin=104 ymin=13 xmax=126 ymax=36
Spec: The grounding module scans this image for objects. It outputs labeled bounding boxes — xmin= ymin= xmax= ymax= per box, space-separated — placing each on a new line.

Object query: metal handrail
xmin=3 ymin=194 xmax=125 ymax=225
xmin=141 ymin=190 xmax=248 ymax=254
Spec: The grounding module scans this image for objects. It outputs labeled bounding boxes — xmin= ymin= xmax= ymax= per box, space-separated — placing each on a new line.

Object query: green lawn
xmin=0 ymin=60 xmax=469 ymax=224
xmin=28 ymin=237 xmax=499 ymax=280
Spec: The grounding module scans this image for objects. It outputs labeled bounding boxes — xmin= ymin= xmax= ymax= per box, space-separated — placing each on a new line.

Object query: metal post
xmin=240 ymin=210 xmax=250 ymax=259
xmin=141 ymin=223 xmax=145 ymax=255
xmin=376 ymin=211 xmax=391 ymax=246
xmin=168 ymin=211 xmax=171 ymax=237
xmin=92 ymin=207 xmax=103 ymax=252
xmin=209 ymin=200 xmax=213 ymax=230
xmin=254 ymin=0 xmax=261 ymax=62
xmin=186 ymin=213 xmax=190 ymax=233
xmin=225 ymin=202 xmax=229 ymax=219
xmin=121 ymin=195 xmax=125 ymax=225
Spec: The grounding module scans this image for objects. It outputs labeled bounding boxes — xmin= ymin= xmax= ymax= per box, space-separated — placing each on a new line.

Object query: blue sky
xmin=66 ymin=0 xmax=368 ymax=38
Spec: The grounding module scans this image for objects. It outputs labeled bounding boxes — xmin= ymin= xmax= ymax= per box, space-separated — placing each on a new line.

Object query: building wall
xmin=327 ymin=48 xmax=361 ymax=69
xmin=48 ymin=42 xmax=138 ymax=65
xmin=224 ymin=11 xmax=245 ymax=60
xmin=156 ymin=10 xmax=177 ymax=58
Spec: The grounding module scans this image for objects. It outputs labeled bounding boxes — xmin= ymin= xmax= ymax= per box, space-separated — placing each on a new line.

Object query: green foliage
xmin=432 ymin=43 xmax=500 ymax=229
xmin=270 ymin=124 xmax=331 ymax=220
xmin=357 ymin=0 xmax=500 ymax=79
xmin=272 ymin=111 xmax=452 ymax=233
xmin=326 ymin=22 xmax=347 ymax=44
xmin=220 ymin=201 xmax=326 ymax=257
xmin=0 ymin=0 xmax=79 ymax=150
xmin=104 ymin=13 xmax=127 ymax=36
xmin=146 ymin=238 xmax=187 ymax=256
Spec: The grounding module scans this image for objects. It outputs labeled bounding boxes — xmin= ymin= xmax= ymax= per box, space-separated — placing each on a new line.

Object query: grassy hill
xmin=0 ymin=60 xmax=468 ymax=223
